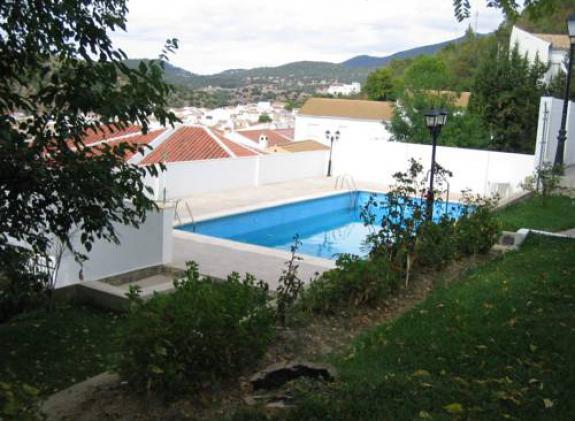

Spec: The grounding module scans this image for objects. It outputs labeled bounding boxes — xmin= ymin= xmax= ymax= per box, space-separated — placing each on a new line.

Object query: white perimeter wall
xmin=146 ymin=151 xmax=330 ymax=200
xmin=55 ymin=206 xmax=174 ymax=287
xmin=294 ymin=115 xmax=391 ymax=144
xmin=535 ymin=96 xmax=575 ymax=168
xmin=332 ymin=139 xmax=534 ymax=196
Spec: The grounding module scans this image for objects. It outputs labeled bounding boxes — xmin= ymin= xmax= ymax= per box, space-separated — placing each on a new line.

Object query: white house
xmin=510 ymin=25 xmax=570 ymax=83
xmin=294 ymin=97 xmax=393 ymax=145
xmin=326 ymin=82 xmax=362 ymax=96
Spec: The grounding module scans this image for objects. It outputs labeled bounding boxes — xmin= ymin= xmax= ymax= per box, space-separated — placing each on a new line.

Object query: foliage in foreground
xmin=301 ymin=160 xmax=500 ymax=315
xmin=0 ymin=382 xmax=43 ymax=421
xmin=0 ymin=305 xmax=123 ymax=395
xmin=0 ymin=0 xmax=178 ymax=298
xmin=271 ymin=235 xmax=575 ymax=420
xmin=119 ymin=262 xmax=274 ymax=396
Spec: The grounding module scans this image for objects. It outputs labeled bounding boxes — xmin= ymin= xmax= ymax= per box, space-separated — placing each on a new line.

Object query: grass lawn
xmin=0 ymin=305 xmax=125 ymax=395
xmin=276 ymin=235 xmax=575 ymax=420
xmin=497 ymin=194 xmax=575 ymax=232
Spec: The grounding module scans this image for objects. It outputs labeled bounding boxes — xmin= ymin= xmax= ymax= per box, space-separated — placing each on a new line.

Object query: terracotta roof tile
xmin=98 ymin=129 xmax=166 ymax=160
xmin=80 ymin=125 xmax=142 ymax=145
xmin=236 ymin=129 xmax=294 ymax=147
xmin=140 ymin=126 xmax=258 ymax=164
xmin=534 ymin=33 xmax=570 ymax=49
xmin=299 ymin=98 xmax=394 ymax=121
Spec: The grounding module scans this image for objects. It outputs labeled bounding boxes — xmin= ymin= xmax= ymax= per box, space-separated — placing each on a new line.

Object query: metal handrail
xmin=335 ymin=174 xmax=358 ymax=209
xmin=173 ymin=200 xmax=196 ymax=230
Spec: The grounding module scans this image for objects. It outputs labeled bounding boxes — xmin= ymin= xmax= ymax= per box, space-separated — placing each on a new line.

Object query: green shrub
xmin=119 ymin=262 xmax=274 ymax=396
xmin=0 ymin=248 xmax=48 ymax=323
xmin=414 ymin=216 xmax=457 ymax=270
xmin=455 ymin=194 xmax=500 ymax=256
xmin=302 ymin=255 xmax=399 ymax=314
xmin=0 ymin=382 xmax=43 ymax=421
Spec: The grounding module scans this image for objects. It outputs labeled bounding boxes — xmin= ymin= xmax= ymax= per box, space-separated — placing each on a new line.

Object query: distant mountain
xmin=125 ymin=34 xmax=478 ymax=90
xmin=341 ymin=34 xmax=478 ymax=68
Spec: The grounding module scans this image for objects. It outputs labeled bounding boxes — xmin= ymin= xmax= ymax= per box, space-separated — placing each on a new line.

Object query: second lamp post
xmin=424 ymin=109 xmax=448 ymax=220
xmin=325 ymin=129 xmax=340 ymax=177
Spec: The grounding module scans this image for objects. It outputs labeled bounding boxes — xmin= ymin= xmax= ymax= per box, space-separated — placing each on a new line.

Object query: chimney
xmin=259 ymin=134 xmax=269 ymax=148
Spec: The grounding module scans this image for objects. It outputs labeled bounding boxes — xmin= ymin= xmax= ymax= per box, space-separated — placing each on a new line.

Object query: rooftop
xmin=533 ymin=33 xmax=571 ymax=50
xmin=299 ymin=98 xmax=395 ymax=121
xmin=273 ymin=140 xmax=329 ymax=153
xmin=236 ymin=128 xmax=294 ymax=147
xmin=140 ymin=126 xmax=260 ymax=164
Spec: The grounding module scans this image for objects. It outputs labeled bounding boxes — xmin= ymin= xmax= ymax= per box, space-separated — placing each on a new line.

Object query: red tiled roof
xmin=79 ymin=125 xmax=142 ymax=145
xmin=236 ymin=129 xmax=293 ymax=147
xmin=96 ymin=129 xmax=167 ymax=160
xmin=140 ymin=126 xmax=258 ymax=164
xmin=212 ymin=129 xmax=262 ymax=157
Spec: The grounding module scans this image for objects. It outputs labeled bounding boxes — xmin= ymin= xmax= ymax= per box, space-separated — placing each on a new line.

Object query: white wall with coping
xmin=331 ymin=139 xmax=534 ymax=196
xmin=146 ymin=151 xmax=330 ymax=200
xmin=294 ymin=114 xmax=391 ymax=144
xmin=259 ymin=151 xmax=328 ymax=185
xmin=510 ymin=26 xmax=560 ymax=84
xmin=535 ymin=96 xmax=575 ymax=167
xmin=55 ymin=205 xmax=174 ymax=288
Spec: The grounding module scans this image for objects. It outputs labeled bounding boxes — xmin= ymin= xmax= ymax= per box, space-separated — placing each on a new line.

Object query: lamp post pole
xmin=325 ymin=130 xmax=340 ymax=177
xmin=427 ymin=125 xmax=439 ymax=220
xmin=424 ymin=109 xmax=448 ymax=221
xmin=554 ymin=14 xmax=575 ymax=167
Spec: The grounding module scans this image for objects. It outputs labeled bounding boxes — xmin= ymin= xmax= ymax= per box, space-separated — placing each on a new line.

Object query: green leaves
xmin=0 ymin=1 xmax=180 ymax=287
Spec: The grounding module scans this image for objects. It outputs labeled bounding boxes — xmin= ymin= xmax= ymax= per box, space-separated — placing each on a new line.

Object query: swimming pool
xmin=178 ymin=192 xmax=466 ymax=260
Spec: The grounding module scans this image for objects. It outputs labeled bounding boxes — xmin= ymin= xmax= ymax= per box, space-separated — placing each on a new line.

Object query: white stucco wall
xmin=535 ymin=96 xmax=575 ymax=167
xmin=145 ymin=151 xmax=330 ymax=200
xmin=332 ymin=139 xmax=534 ymax=196
xmin=510 ymin=26 xmax=568 ymax=83
xmin=55 ymin=205 xmax=174 ymax=287
xmin=294 ymin=115 xmax=391 ymax=144
xmin=259 ymin=151 xmax=329 ymax=185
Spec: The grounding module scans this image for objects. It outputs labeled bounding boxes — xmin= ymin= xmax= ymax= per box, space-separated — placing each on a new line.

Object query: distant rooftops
xmin=299 ymin=98 xmax=394 ymax=121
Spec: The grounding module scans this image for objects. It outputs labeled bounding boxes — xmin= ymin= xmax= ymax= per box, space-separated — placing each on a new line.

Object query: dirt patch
xmin=41 ymin=254 xmax=492 ymax=420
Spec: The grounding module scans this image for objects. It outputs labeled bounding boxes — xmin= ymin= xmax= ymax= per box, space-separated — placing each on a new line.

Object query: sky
xmin=110 ymin=0 xmax=505 ymax=75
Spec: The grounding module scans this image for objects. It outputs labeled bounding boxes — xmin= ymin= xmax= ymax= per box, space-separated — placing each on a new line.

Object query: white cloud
xmin=110 ymin=0 xmax=504 ymax=74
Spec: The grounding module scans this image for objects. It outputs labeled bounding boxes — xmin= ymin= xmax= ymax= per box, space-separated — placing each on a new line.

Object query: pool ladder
xmin=335 ymin=174 xmax=358 ymax=209
xmin=174 ymin=199 xmax=196 ymax=231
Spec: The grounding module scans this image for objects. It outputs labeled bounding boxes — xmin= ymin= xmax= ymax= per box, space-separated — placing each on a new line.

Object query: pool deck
xmin=169 ymin=177 xmax=390 ymax=290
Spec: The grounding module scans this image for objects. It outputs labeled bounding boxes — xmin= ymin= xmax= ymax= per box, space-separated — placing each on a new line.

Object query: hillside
xmin=125 ymin=33 xmax=471 ymax=92
xmin=341 ymin=34 xmax=475 ymax=68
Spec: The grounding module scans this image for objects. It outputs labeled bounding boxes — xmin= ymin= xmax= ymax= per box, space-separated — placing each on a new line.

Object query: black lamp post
xmin=325 ymin=129 xmax=340 ymax=177
xmin=424 ymin=109 xmax=448 ymax=221
xmin=554 ymin=14 xmax=575 ymax=167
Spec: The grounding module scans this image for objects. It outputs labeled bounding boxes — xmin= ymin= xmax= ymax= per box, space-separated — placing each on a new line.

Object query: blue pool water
xmin=179 ymin=192 xmax=466 ymax=260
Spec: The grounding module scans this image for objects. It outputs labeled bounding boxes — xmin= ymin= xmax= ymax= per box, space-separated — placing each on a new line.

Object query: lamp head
xmin=568 ymin=14 xmax=575 ymax=42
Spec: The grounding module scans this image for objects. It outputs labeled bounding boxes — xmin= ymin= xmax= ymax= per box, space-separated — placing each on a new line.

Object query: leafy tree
xmin=389 ymin=90 xmax=490 ymax=149
xmin=258 ymin=113 xmax=272 ymax=123
xmin=363 ymin=68 xmax=397 ymax=101
xmin=402 ymin=56 xmax=451 ymax=91
xmin=454 ymin=0 xmax=564 ymax=21
xmin=470 ymin=43 xmax=547 ymax=153
xmin=0 ymin=2 xmax=178 ymax=286
xmin=546 ymin=69 xmax=575 ymax=101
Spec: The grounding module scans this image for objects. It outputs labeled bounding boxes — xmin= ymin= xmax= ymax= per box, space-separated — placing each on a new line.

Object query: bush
xmin=119 ymin=262 xmax=274 ymax=396
xmin=0 ymin=382 xmax=43 ymax=421
xmin=455 ymin=194 xmax=500 ymax=256
xmin=0 ymin=248 xmax=48 ymax=323
xmin=414 ymin=216 xmax=457 ymax=270
xmin=302 ymin=255 xmax=399 ymax=314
